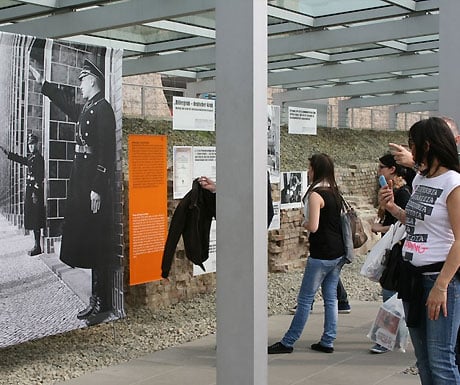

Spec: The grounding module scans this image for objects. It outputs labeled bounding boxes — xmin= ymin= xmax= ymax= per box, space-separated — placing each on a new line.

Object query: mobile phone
xmin=379 ymin=175 xmax=388 ymax=187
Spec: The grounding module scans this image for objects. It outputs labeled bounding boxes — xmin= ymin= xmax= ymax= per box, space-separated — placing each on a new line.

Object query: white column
xmin=215 ymin=0 xmax=268 ymax=384
xmin=439 ymin=0 xmax=460 ymax=123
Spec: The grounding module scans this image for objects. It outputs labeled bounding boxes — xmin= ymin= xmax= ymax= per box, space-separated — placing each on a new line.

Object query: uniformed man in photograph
xmin=30 ymin=59 xmax=116 ymax=326
xmin=0 ymin=133 xmax=45 ymax=256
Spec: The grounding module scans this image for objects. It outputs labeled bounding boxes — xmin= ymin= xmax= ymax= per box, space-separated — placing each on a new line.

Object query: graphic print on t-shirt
xmin=403 ymin=185 xmax=443 ymax=260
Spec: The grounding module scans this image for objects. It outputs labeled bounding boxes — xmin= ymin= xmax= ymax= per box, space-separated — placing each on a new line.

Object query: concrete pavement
xmin=0 ymin=214 xmax=89 ymax=347
xmin=57 ymin=300 xmax=419 ymax=385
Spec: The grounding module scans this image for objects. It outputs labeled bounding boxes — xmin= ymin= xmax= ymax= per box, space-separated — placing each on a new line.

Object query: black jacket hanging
xmin=161 ymin=179 xmax=216 ymax=278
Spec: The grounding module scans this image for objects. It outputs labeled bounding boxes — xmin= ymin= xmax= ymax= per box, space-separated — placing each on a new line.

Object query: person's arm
xmin=31 ymin=65 xmax=81 ymax=121
xmin=389 ymin=143 xmax=415 ymax=168
xmin=370 ymin=222 xmax=390 ymax=234
xmin=379 ymin=181 xmax=406 ymax=224
xmin=198 ymin=176 xmax=216 ymax=193
xmin=303 ymin=191 xmax=323 ymax=233
xmin=5 ymin=151 xmax=28 ymax=166
xmin=426 ymin=186 xmax=460 ymax=321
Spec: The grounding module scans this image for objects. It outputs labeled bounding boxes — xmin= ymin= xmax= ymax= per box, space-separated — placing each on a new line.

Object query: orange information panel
xmin=128 ymin=135 xmax=167 ymax=285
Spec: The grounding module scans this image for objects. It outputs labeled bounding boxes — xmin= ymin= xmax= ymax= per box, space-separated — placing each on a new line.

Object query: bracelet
xmin=435 ymin=284 xmax=448 ymax=293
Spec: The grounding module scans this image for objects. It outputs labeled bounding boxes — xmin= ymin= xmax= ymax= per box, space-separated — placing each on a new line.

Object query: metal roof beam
xmin=0 ymin=0 xmax=215 ymax=38
xmin=124 ymin=13 xmax=439 ymax=76
xmin=269 ymin=13 xmax=438 ymax=57
xmin=19 ymin=0 xmax=57 ymax=7
xmin=123 ymin=46 xmax=215 ymax=76
xmin=274 ymin=75 xmax=438 ymax=103
xmin=186 ymin=67 xmax=439 ymax=99
xmin=343 ymin=91 xmax=439 ymax=108
xmin=314 ymin=0 xmax=437 ymax=28
xmin=268 ymin=53 xmax=438 ymax=86
xmin=268 ymin=5 xmax=314 ymax=26
xmin=381 ymin=0 xmax=416 ymax=11
xmin=63 ymin=35 xmax=146 ymax=52
xmin=0 ymin=4 xmax=49 ymax=23
xmin=394 ymin=101 xmax=438 ymax=113
xmin=285 ymin=67 xmax=438 ymax=90
xmin=197 ymin=42 xmax=439 ymax=80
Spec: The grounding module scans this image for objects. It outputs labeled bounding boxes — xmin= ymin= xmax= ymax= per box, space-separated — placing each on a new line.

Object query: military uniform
xmin=41 ymin=82 xmax=116 ymax=268
xmin=7 ymin=147 xmax=45 ymax=231
xmin=40 ymin=59 xmax=116 ymax=323
xmin=4 ymin=134 xmax=45 ymax=255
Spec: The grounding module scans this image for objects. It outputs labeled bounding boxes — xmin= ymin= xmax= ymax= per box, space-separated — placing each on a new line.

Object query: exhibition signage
xmin=288 ymin=107 xmax=317 ymax=135
xmin=128 ymin=135 xmax=168 ymax=285
xmin=172 ymin=96 xmax=215 ymax=131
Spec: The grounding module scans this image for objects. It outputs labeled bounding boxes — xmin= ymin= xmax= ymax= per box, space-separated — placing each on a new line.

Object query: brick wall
xmin=125 ymin=163 xmax=381 ymax=308
xmin=267 ymin=163 xmax=378 ymax=273
xmin=122 ymin=74 xmax=171 ymax=119
xmin=124 ymin=178 xmax=216 ymax=308
xmin=44 ymin=42 xmax=98 ymax=237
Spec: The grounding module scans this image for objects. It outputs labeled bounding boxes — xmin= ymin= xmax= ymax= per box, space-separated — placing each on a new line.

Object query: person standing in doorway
xmin=30 ymin=59 xmax=116 ymax=326
xmin=0 ymin=133 xmax=45 ymax=256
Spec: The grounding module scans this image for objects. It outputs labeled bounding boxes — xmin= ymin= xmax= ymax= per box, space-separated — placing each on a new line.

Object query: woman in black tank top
xmin=269 ymin=153 xmax=346 ymax=354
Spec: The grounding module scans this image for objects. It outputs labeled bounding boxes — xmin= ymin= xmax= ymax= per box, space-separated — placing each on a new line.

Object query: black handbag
xmin=379 ymin=240 xmax=404 ymax=291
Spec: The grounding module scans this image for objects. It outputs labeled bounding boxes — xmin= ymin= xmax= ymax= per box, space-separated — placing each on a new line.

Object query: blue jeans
xmin=281 ymin=255 xmax=344 ymax=348
xmin=382 ymin=288 xmax=396 ymax=303
xmin=404 ymin=274 xmax=460 ymax=385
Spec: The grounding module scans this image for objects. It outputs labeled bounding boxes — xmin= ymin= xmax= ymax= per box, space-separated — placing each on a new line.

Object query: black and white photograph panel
xmin=280 ymin=171 xmax=307 ymax=209
xmin=267 ymin=104 xmax=280 ymax=183
xmin=0 ymin=31 xmax=124 ymax=348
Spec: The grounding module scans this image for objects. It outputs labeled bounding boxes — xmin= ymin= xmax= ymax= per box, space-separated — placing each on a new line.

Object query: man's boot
xmin=85 ymin=297 xmax=112 ymax=326
xmin=28 ymin=245 xmax=42 ymax=256
xmin=28 ymin=230 xmax=42 ymax=256
xmin=77 ymin=295 xmax=97 ymax=320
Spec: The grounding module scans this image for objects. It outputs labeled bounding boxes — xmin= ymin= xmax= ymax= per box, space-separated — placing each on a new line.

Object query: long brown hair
xmin=305 ymin=153 xmax=342 ymax=206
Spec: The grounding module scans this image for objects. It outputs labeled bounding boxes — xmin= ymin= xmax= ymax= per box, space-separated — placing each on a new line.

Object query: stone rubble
xmin=0 ymin=254 xmax=395 ymax=385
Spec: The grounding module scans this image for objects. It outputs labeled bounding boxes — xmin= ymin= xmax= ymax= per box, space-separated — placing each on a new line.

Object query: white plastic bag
xmin=367 ymin=294 xmax=410 ymax=352
xmin=360 ymin=222 xmax=405 ymax=281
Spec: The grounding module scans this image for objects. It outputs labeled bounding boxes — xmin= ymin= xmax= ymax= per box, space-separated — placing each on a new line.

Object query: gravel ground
xmin=0 ymin=254 xmax=384 ymax=385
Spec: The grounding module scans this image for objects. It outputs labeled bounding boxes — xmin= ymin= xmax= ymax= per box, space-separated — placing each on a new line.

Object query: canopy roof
xmin=0 ymin=0 xmax=439 ymax=111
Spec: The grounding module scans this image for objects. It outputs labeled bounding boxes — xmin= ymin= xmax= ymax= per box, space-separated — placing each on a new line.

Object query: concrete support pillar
xmin=215 ymin=1 xmax=268 ymax=384
xmin=439 ymin=0 xmax=460 ymax=124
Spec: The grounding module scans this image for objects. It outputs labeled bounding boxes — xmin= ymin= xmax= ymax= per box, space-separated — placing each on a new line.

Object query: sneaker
xmin=338 ymin=302 xmax=351 ymax=314
xmin=370 ymin=344 xmax=389 ymax=354
xmin=311 ymin=342 xmax=334 ymax=353
xmin=268 ymin=341 xmax=293 ymax=354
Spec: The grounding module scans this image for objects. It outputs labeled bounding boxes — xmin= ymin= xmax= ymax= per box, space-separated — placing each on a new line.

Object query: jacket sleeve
xmin=7 ymin=152 xmax=28 ymax=166
xmin=41 ymin=81 xmax=81 ymax=122
xmin=161 ymin=193 xmax=190 ymax=278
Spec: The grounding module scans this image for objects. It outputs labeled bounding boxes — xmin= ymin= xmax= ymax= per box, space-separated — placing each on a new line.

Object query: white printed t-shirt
xmin=403 ymin=170 xmax=460 ymax=267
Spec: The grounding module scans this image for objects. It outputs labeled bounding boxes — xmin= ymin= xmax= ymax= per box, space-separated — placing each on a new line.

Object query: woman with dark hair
xmin=370 ymin=152 xmax=413 ymax=354
xmin=268 ymin=153 xmax=345 ymax=354
xmin=380 ymin=117 xmax=460 ymax=384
